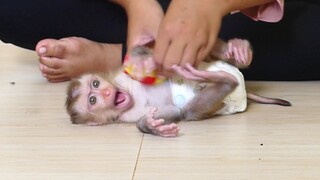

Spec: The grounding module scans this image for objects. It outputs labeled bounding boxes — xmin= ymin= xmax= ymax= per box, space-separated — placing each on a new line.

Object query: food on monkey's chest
xmin=123 ymin=52 xmax=166 ymax=86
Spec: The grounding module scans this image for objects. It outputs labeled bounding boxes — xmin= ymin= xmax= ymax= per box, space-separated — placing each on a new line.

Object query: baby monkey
xmin=66 ymin=39 xmax=291 ymax=137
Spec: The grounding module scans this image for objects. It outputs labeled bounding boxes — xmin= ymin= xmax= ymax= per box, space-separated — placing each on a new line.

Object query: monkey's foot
xmin=145 ymin=108 xmax=180 ymax=137
xmin=224 ymin=38 xmax=252 ymax=68
xmin=36 ymin=37 xmax=122 ymax=83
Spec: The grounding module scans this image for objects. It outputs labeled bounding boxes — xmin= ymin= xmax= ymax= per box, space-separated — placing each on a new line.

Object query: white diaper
xmin=169 ymin=61 xmax=247 ymax=115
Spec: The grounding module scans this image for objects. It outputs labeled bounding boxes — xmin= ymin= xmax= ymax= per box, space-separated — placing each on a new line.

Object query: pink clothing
xmin=241 ymin=0 xmax=284 ymax=22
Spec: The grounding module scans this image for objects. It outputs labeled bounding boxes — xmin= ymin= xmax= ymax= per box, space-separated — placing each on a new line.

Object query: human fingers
xmin=180 ymin=41 xmax=201 ymax=68
xmin=153 ymin=29 xmax=170 ymax=71
xmin=161 ymin=37 xmax=187 ymax=70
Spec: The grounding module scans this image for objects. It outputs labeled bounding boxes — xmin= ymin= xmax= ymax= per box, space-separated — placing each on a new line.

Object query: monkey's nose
xmin=101 ymin=88 xmax=111 ymax=98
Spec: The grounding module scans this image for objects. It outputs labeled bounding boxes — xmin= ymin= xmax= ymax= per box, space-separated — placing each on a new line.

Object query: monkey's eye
xmin=89 ymin=96 xmax=97 ymax=105
xmin=92 ymin=80 xmax=100 ymax=88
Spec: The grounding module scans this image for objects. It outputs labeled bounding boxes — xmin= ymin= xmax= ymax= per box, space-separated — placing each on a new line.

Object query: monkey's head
xmin=65 ymin=73 xmax=133 ymax=126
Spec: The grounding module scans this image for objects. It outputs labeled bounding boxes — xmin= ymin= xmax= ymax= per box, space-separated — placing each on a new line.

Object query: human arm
xmin=110 ymin=0 xmax=164 ymax=52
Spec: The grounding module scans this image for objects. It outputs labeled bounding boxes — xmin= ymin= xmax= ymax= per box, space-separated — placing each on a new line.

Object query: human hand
xmin=153 ymin=0 xmax=228 ymax=74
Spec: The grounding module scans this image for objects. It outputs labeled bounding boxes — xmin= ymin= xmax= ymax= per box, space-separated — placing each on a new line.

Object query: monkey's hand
xmin=136 ymin=108 xmax=180 ymax=137
xmin=225 ymin=39 xmax=252 ymax=68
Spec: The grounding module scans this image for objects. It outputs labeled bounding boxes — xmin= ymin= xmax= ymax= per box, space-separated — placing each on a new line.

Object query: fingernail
xmin=39 ymin=64 xmax=44 ymax=71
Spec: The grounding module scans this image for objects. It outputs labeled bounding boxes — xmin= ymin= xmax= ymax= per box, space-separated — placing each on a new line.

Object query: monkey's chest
xmin=169 ymin=76 xmax=247 ymax=114
xmin=169 ymin=77 xmax=206 ymax=108
xmin=143 ymin=81 xmax=173 ymax=107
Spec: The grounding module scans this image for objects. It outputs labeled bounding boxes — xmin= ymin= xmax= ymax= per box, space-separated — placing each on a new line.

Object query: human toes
xmin=39 ymin=65 xmax=69 ymax=82
xmin=36 ymin=38 xmax=69 ymax=58
xmin=38 ymin=56 xmax=72 ymax=82
xmin=39 ymin=64 xmax=60 ymax=77
xmin=38 ymin=56 xmax=64 ymax=74
xmin=44 ymin=74 xmax=70 ymax=83
xmin=38 ymin=66 xmax=69 ymax=82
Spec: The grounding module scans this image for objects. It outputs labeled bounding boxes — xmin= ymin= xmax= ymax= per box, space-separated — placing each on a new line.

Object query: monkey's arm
xmin=136 ymin=107 xmax=181 ymax=137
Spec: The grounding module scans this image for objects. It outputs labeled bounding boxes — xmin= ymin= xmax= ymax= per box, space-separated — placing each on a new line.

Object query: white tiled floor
xmin=1 ymin=43 xmax=320 ymax=179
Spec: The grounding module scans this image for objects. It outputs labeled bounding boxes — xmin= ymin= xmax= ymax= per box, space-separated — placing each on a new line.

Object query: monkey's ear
xmin=68 ymin=79 xmax=81 ymax=98
xmin=71 ymin=87 xmax=80 ymax=98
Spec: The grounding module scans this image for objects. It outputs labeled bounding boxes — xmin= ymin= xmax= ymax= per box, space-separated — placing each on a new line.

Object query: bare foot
xmin=205 ymin=38 xmax=252 ymax=69
xmin=224 ymin=38 xmax=253 ymax=68
xmin=35 ymin=37 xmax=122 ymax=83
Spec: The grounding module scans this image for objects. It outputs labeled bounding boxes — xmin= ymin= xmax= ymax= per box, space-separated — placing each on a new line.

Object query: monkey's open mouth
xmin=114 ymin=90 xmax=131 ymax=108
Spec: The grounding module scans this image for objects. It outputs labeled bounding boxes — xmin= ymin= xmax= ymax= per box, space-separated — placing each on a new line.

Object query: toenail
xmin=49 ymin=69 xmax=55 ymax=74
xmin=40 ymin=64 xmax=45 ymax=71
xmin=39 ymin=47 xmax=47 ymax=55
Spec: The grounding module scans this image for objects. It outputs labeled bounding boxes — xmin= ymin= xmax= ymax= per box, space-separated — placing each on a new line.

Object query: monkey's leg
xmin=207 ymin=38 xmax=252 ymax=68
xmin=224 ymin=38 xmax=252 ymax=68
xmin=173 ymin=64 xmax=238 ymax=121
xmin=182 ymin=83 xmax=236 ymax=121
xmin=136 ymin=107 xmax=181 ymax=137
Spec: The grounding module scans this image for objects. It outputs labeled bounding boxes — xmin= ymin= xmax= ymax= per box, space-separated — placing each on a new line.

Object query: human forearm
xmin=110 ymin=0 xmax=158 ymax=14
xmin=186 ymin=0 xmax=274 ymax=16
xmin=109 ymin=0 xmax=131 ymax=10
xmin=110 ymin=0 xmax=164 ymax=51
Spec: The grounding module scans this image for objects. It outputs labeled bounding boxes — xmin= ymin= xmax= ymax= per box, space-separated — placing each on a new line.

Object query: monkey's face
xmin=66 ymin=74 xmax=133 ymax=125
xmin=82 ymin=74 xmax=132 ymax=111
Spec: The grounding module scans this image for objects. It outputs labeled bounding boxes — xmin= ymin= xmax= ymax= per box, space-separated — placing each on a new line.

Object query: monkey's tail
xmin=247 ymin=93 xmax=292 ymax=106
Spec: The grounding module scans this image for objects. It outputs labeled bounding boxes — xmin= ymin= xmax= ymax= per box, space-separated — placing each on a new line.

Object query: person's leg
xmin=0 ymin=0 xmax=128 ymax=49
xmin=0 ymin=0 xmax=129 ymax=82
xmin=0 ymin=0 xmax=172 ymax=82
xmin=35 ymin=37 xmax=123 ymax=82
xmin=219 ymin=0 xmax=320 ymax=81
